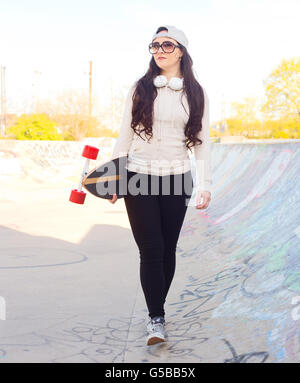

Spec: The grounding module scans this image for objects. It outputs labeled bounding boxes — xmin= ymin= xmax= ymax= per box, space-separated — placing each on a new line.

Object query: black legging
xmin=123 ymin=169 xmax=193 ymax=319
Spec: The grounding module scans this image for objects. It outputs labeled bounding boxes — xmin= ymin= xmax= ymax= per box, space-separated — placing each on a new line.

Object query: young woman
xmin=109 ymin=25 xmax=212 ymax=346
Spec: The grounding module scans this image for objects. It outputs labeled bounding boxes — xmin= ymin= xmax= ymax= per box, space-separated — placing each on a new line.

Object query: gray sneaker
xmin=146 ymin=316 xmax=166 ymax=345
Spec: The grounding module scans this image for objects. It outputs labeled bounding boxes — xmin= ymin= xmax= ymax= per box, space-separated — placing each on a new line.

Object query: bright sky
xmin=0 ymin=0 xmax=299 ymax=123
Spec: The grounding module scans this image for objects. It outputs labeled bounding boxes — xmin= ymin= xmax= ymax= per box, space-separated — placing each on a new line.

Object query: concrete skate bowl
xmin=0 ymin=138 xmax=116 ymax=184
xmin=177 ymin=140 xmax=300 ymax=361
xmin=0 ymin=138 xmax=300 ymax=361
xmin=197 ymin=140 xmax=300 ymax=277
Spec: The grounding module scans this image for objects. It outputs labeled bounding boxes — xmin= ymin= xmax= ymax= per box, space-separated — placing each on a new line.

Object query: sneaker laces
xmin=148 ymin=316 xmax=165 ymax=332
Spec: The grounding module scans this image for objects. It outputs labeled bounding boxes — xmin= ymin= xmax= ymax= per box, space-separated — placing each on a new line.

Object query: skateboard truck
xmin=69 ymin=145 xmax=99 ymax=204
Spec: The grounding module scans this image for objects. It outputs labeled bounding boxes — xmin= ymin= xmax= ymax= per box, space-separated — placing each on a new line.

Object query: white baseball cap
xmin=152 ymin=25 xmax=189 ymax=49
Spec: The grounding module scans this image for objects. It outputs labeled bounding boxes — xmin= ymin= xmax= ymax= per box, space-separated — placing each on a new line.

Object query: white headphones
xmin=153 ymin=75 xmax=184 ymax=91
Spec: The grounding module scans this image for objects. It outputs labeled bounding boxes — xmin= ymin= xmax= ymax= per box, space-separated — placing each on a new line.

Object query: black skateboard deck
xmin=82 ymin=156 xmax=128 ymax=200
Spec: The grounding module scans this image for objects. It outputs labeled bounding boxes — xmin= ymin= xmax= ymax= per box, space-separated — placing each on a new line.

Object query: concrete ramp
xmin=0 ymin=140 xmax=299 ymax=363
xmin=0 ymin=138 xmax=114 ymax=183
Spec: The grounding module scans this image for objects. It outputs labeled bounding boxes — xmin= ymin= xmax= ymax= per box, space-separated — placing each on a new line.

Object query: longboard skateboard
xmin=82 ymin=155 xmax=128 ymax=200
xmin=69 ymin=144 xmax=128 ymax=204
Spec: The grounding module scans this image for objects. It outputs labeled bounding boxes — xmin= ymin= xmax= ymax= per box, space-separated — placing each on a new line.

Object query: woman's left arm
xmin=193 ymin=87 xmax=212 ymax=209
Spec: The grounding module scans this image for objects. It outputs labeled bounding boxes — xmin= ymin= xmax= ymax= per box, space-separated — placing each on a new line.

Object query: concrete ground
xmin=0 ymin=140 xmax=300 ymax=363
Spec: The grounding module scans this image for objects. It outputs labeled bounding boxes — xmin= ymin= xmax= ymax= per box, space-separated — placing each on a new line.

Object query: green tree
xmin=227 ymin=97 xmax=263 ymax=137
xmin=261 ymin=57 xmax=300 ymax=120
xmin=7 ymin=113 xmax=62 ymax=140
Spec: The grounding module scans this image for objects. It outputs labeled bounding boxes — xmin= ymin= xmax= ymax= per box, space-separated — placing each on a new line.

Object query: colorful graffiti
xmin=0 ymin=138 xmax=115 ymax=181
xmin=0 ymin=139 xmax=299 ymax=362
xmin=179 ymin=141 xmax=300 ymax=361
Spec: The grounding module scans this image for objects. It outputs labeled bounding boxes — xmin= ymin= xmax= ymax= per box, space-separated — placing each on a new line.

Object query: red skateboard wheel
xmin=82 ymin=145 xmax=99 ymax=160
xmin=69 ymin=189 xmax=86 ymax=204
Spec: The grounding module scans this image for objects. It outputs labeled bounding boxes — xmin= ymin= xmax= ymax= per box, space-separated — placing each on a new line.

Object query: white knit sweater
xmin=110 ymin=82 xmax=212 ymax=193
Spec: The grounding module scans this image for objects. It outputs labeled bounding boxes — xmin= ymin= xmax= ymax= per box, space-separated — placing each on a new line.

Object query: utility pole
xmin=220 ymin=92 xmax=226 ymax=133
xmin=89 ymin=60 xmax=92 ymax=118
xmin=0 ymin=65 xmax=7 ymax=136
xmin=32 ymin=69 xmax=41 ymax=114
xmin=110 ymin=77 xmax=116 ymax=131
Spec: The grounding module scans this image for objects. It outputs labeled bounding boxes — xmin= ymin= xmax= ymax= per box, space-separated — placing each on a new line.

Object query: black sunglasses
xmin=148 ymin=41 xmax=181 ymax=54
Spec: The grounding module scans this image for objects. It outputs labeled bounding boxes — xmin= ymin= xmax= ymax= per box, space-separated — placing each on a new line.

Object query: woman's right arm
xmin=110 ymin=83 xmax=136 ymax=161
xmin=109 ymin=83 xmax=136 ymax=204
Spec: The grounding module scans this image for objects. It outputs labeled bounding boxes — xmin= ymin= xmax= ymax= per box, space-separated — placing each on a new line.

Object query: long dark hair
xmin=130 ymin=26 xmax=205 ymax=152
